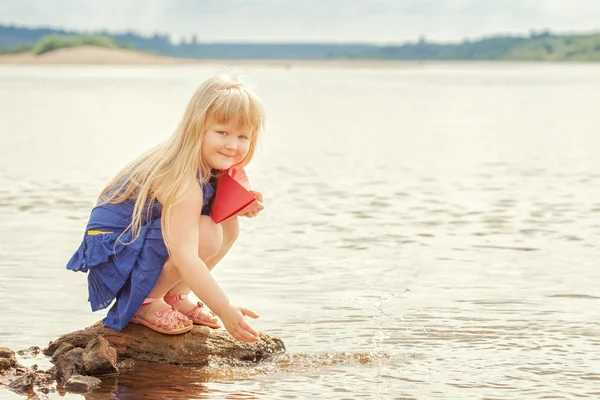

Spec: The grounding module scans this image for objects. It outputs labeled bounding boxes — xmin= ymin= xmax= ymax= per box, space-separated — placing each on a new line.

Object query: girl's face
xmin=201 ymin=121 xmax=252 ymax=170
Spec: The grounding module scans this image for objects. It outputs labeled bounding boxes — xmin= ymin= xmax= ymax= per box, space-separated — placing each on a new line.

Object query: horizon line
xmin=2 ymin=21 xmax=600 ymax=47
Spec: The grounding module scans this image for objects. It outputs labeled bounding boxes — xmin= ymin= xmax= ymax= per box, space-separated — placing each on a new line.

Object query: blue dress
xmin=66 ymin=182 xmax=215 ymax=330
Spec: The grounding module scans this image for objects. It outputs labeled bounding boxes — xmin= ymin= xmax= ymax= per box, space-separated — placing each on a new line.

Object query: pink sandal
xmin=164 ymin=294 xmax=221 ymax=329
xmin=130 ymin=297 xmax=193 ymax=335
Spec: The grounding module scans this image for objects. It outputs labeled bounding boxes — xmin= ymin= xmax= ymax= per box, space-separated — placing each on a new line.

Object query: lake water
xmin=0 ymin=62 xmax=599 ymax=399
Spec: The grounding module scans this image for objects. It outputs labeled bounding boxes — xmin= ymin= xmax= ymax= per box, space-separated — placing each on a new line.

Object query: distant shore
xmin=0 ymin=45 xmax=427 ymax=68
xmin=0 ymin=46 xmax=193 ymax=65
xmin=0 ymin=45 xmax=404 ymax=67
xmin=0 ymin=45 xmax=592 ymax=68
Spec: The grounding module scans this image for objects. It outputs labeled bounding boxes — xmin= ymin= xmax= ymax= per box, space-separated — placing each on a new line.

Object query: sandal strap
xmin=164 ymin=294 xmax=188 ymax=304
xmin=162 ymin=294 xmax=218 ymax=325
xmin=149 ymin=306 xmax=188 ymax=329
xmin=189 ymin=302 xmax=216 ymax=321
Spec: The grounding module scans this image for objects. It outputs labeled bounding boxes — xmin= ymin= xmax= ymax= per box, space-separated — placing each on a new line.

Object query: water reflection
xmin=78 ymin=352 xmax=387 ymax=399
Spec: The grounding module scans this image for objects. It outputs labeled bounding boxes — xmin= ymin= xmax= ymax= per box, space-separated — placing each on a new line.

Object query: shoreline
xmin=0 ymin=46 xmax=596 ymax=68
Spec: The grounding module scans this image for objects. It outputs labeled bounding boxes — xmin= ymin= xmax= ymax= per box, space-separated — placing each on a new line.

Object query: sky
xmin=1 ymin=0 xmax=599 ymax=44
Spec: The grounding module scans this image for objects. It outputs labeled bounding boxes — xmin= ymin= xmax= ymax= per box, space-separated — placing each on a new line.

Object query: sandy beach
xmin=0 ymin=45 xmax=433 ymax=68
xmin=0 ymin=45 xmax=196 ymax=65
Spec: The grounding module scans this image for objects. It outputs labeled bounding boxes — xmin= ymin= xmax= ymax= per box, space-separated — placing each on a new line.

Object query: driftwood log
xmin=1 ymin=322 xmax=285 ymax=395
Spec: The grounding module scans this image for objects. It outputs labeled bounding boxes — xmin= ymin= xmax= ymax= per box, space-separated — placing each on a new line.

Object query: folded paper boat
xmin=211 ymin=168 xmax=257 ymax=224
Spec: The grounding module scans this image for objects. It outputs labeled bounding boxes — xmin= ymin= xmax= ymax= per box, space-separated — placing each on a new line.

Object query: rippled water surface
xmin=1 ymin=63 xmax=599 ymax=399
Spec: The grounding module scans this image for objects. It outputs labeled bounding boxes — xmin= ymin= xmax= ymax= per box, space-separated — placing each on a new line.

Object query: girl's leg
xmin=134 ymin=216 xmax=226 ymax=329
xmin=207 ymin=216 xmax=239 ymax=271
xmin=165 ymin=216 xmax=239 ymax=311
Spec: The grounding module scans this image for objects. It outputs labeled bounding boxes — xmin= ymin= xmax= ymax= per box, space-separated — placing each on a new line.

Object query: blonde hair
xmin=98 ymin=73 xmax=265 ymax=248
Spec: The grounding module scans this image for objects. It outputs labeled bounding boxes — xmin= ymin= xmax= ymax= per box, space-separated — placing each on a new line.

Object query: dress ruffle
xmin=66 ymin=218 xmax=168 ymax=329
xmin=66 ymin=182 xmax=214 ymax=331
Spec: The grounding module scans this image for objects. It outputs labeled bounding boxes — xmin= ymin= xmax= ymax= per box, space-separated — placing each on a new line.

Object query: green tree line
xmin=351 ymin=32 xmax=600 ymax=61
xmin=1 ymin=25 xmax=600 ymax=61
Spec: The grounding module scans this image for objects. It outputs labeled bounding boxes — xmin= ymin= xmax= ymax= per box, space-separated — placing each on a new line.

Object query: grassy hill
xmin=1 ymin=24 xmax=599 ymax=61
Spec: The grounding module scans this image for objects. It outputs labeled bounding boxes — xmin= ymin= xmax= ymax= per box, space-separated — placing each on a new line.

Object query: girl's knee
xmin=198 ymin=216 xmax=223 ymax=260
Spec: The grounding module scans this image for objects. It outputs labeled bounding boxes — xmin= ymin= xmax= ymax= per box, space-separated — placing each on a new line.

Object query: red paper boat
xmin=211 ymin=168 xmax=257 ymax=224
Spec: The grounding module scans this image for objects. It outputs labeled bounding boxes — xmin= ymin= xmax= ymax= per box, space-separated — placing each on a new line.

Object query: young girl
xmin=66 ymin=73 xmax=265 ymax=343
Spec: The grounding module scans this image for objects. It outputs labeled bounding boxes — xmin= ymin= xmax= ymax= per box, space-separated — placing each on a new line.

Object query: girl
xmin=67 ymin=73 xmax=265 ymax=343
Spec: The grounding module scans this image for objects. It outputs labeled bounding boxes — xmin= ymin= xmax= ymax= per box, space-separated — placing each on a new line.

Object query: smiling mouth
xmin=218 ymin=152 xmax=236 ymax=158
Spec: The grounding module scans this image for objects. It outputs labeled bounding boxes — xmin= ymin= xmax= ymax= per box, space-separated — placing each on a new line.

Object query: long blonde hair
xmin=98 ymin=73 xmax=265 ymax=248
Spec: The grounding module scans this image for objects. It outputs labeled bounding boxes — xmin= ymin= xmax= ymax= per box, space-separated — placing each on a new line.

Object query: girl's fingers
xmin=240 ymin=327 xmax=260 ymax=341
xmin=238 ymin=331 xmax=259 ymax=343
xmin=249 ymin=190 xmax=264 ymax=203
xmin=239 ymin=202 xmax=262 ymax=218
xmin=223 ymin=305 xmax=260 ymax=342
xmin=240 ymin=307 xmax=260 ymax=319
xmin=238 ymin=320 xmax=260 ymax=338
xmin=233 ymin=326 xmax=259 ymax=342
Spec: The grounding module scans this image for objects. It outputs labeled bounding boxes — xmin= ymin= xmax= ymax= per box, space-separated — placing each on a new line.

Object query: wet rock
xmin=117 ymin=358 xmax=135 ymax=371
xmin=17 ymin=346 xmax=41 ymax=357
xmin=0 ymin=347 xmax=57 ymax=397
xmin=82 ymin=336 xmax=118 ymax=376
xmin=54 ymin=347 xmax=85 ymax=381
xmin=50 ymin=342 xmax=74 ymax=363
xmin=45 ymin=321 xmax=285 ymax=365
xmin=46 ymin=366 xmax=58 ymax=380
xmin=0 ymin=323 xmax=284 ymax=396
xmin=7 ymin=371 xmax=35 ymax=394
xmin=0 ymin=347 xmax=17 ymax=368
xmin=63 ymin=374 xmax=101 ymax=393
xmin=38 ymin=386 xmax=51 ymax=394
xmin=33 ymin=370 xmax=54 ymax=386
xmin=0 ymin=358 xmax=12 ymax=372
xmin=15 ymin=365 xmax=27 ymax=374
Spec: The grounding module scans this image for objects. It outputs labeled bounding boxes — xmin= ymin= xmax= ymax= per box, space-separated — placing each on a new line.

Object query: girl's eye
xmin=239 ymin=135 xmax=249 ymax=140
xmin=217 ymin=131 xmax=227 ymax=136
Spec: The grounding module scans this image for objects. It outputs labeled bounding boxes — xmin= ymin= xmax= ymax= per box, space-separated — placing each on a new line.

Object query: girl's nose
xmin=225 ymin=140 xmax=237 ymax=150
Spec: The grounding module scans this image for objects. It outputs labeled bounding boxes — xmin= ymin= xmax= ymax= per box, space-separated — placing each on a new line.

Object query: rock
xmin=82 ymin=336 xmax=118 ymax=376
xmin=0 ymin=347 xmax=17 ymax=368
xmin=63 ymin=374 xmax=101 ymax=393
xmin=54 ymin=347 xmax=85 ymax=381
xmin=0 ymin=323 xmax=285 ymax=396
xmin=33 ymin=370 xmax=54 ymax=386
xmin=0 ymin=348 xmax=56 ymax=397
xmin=50 ymin=342 xmax=74 ymax=363
xmin=17 ymin=346 xmax=41 ymax=357
xmin=117 ymin=358 xmax=135 ymax=371
xmin=45 ymin=321 xmax=285 ymax=365
xmin=46 ymin=366 xmax=58 ymax=380
xmin=0 ymin=358 xmax=12 ymax=372
xmin=7 ymin=371 xmax=35 ymax=394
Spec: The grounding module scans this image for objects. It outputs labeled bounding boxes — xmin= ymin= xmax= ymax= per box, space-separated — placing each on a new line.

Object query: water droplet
xmin=371 ymin=330 xmax=391 ymax=346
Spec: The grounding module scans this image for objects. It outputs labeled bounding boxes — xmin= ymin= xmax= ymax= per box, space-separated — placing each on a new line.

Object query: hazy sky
xmin=1 ymin=0 xmax=599 ymax=44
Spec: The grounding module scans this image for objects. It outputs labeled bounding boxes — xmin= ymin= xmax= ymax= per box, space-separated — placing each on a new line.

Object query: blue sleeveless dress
xmin=66 ymin=182 xmax=215 ymax=331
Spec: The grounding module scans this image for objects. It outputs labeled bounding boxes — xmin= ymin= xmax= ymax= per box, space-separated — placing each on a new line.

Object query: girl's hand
xmin=241 ymin=190 xmax=264 ymax=218
xmin=219 ymin=304 xmax=260 ymax=343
